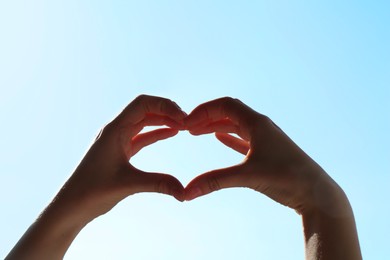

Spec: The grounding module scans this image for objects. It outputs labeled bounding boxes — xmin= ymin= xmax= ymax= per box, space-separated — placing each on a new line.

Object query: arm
xmin=6 ymin=95 xmax=187 ymax=260
xmin=184 ymin=97 xmax=362 ymax=260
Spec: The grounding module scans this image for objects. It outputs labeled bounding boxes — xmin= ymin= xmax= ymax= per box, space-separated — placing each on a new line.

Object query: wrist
xmin=304 ymin=173 xmax=353 ymax=219
xmin=293 ymin=160 xmax=352 ymax=218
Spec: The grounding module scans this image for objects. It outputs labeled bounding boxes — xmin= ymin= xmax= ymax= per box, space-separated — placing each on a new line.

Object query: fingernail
xmin=185 ymin=186 xmax=202 ymax=201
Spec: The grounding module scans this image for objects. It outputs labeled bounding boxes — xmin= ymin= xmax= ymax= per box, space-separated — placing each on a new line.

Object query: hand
xmin=6 ymin=95 xmax=362 ymax=260
xmin=6 ymin=95 xmax=187 ymax=260
xmin=184 ymin=97 xmax=362 ymax=260
xmin=184 ymin=97 xmax=341 ymax=214
xmin=58 ymin=94 xmax=187 ymax=221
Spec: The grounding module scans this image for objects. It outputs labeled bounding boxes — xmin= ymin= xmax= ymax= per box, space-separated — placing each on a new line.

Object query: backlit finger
xmin=215 ymin=133 xmax=250 ymax=155
xmin=184 ymin=164 xmax=248 ymax=201
xmin=185 ymin=97 xmax=258 ymax=137
xmin=189 ymin=119 xmax=240 ymax=136
xmin=129 ymin=128 xmax=179 ymax=158
xmin=133 ymin=114 xmax=186 ymax=135
xmin=115 ymin=95 xmax=187 ymax=126
xmin=126 ymin=169 xmax=185 ymax=202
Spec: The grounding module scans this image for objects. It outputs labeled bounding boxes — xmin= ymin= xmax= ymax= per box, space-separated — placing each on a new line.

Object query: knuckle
xmin=223 ymin=96 xmax=241 ymax=104
xmin=233 ymin=97 xmax=243 ymax=103
xmin=259 ymin=113 xmax=271 ymax=121
xmin=133 ymin=94 xmax=153 ymax=108
xmin=95 ymin=122 xmax=115 ymax=140
xmin=128 ymin=95 xmax=148 ymax=113
xmin=221 ymin=96 xmax=241 ymax=113
xmin=135 ymin=94 xmax=149 ymax=101
xmin=222 ymin=96 xmax=233 ymax=100
xmin=221 ymin=96 xmax=235 ymax=105
xmin=94 ymin=127 xmax=105 ymax=140
xmin=256 ymin=114 xmax=272 ymax=126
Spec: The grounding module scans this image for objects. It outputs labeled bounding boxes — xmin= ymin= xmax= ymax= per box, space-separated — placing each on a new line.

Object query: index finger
xmin=185 ymin=97 xmax=260 ymax=137
xmin=115 ymin=95 xmax=187 ymax=126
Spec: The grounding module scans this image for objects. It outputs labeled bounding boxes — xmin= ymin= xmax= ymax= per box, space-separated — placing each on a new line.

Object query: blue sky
xmin=0 ymin=1 xmax=389 ymax=259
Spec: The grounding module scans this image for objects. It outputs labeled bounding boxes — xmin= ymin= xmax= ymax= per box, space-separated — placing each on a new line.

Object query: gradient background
xmin=1 ymin=1 xmax=389 ymax=259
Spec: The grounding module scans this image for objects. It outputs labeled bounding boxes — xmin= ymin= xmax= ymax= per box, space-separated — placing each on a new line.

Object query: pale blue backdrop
xmin=1 ymin=1 xmax=389 ymax=259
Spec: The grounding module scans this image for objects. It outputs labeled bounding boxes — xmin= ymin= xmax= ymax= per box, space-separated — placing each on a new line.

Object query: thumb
xmin=133 ymin=171 xmax=185 ymax=202
xmin=184 ymin=164 xmax=247 ymax=201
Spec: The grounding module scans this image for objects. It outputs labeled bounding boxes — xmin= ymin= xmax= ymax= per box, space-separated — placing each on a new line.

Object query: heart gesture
xmin=6 ymin=95 xmax=362 ymax=260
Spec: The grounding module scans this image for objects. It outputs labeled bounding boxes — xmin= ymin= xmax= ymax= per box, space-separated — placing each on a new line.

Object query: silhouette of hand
xmin=55 ymin=95 xmax=187 ymax=222
xmin=184 ymin=97 xmax=337 ymax=214
xmin=6 ymin=96 xmax=362 ymax=260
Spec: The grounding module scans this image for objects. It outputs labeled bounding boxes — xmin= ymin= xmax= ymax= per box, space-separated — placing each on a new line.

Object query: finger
xmin=189 ymin=119 xmax=249 ymax=141
xmin=184 ymin=164 xmax=248 ymax=201
xmin=184 ymin=97 xmax=259 ymax=138
xmin=132 ymin=114 xmax=186 ymax=136
xmin=189 ymin=118 xmax=239 ymax=135
xmin=143 ymin=114 xmax=186 ymax=129
xmin=129 ymin=128 xmax=179 ymax=157
xmin=115 ymin=95 xmax=187 ymax=126
xmin=132 ymin=171 xmax=186 ymax=202
xmin=215 ymin=133 xmax=250 ymax=155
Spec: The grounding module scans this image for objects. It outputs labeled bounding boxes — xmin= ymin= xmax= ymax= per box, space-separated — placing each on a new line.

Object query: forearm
xmin=302 ymin=179 xmax=362 ymax=260
xmin=6 ymin=191 xmax=91 ymax=260
xmin=6 ymin=218 xmax=82 ymax=260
